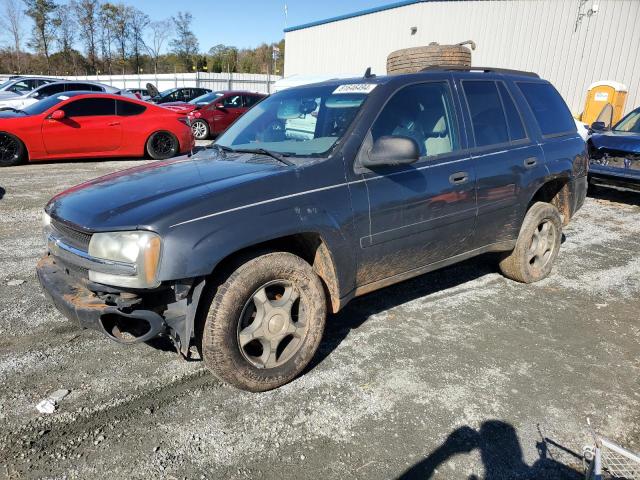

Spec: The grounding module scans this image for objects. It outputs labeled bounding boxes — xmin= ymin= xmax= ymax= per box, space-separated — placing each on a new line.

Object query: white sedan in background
xmin=0 ymin=81 xmax=135 ymax=111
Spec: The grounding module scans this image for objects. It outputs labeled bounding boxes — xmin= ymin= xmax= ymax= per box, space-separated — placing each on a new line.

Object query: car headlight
xmin=88 ymin=231 xmax=162 ymax=288
xmin=42 ymin=211 xmax=52 ymax=244
xmin=42 ymin=211 xmax=52 ymax=228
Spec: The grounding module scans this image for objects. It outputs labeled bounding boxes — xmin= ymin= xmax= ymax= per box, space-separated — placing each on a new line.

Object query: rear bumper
xmin=36 ymin=255 xmax=168 ymax=343
xmin=589 ymin=165 xmax=640 ymax=191
xmin=179 ymin=130 xmax=195 ymax=153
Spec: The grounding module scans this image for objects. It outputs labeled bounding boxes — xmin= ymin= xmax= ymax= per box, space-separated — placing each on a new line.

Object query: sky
xmin=122 ymin=0 xmax=394 ymax=50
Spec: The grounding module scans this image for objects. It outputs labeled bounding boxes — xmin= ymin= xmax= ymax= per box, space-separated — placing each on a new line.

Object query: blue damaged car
xmin=588 ymin=106 xmax=640 ymax=191
xmin=37 ymin=67 xmax=587 ymax=392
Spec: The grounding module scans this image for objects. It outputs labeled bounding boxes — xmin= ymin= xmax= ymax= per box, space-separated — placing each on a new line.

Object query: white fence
xmin=0 ymin=72 xmax=281 ymax=94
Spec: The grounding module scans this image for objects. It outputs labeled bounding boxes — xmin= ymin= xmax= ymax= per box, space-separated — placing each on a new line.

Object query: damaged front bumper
xmin=589 ymin=149 xmax=640 ymax=191
xmin=36 ymin=254 xmax=204 ymax=357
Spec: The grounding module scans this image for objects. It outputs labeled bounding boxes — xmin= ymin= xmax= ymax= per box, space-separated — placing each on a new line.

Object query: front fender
xmin=157 ymin=186 xmax=355 ymax=296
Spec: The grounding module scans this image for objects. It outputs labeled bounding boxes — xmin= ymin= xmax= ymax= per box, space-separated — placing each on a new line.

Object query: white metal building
xmin=284 ymin=0 xmax=640 ymax=115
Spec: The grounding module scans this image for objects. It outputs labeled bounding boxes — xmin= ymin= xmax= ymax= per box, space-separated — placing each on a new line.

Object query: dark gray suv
xmin=37 ymin=67 xmax=588 ymax=391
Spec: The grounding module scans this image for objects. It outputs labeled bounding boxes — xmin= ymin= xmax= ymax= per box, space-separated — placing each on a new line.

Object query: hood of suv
xmin=46 ymin=154 xmax=285 ymax=231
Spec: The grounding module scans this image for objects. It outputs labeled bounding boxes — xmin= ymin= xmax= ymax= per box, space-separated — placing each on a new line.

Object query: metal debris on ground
xmin=35 ymin=389 xmax=70 ymax=414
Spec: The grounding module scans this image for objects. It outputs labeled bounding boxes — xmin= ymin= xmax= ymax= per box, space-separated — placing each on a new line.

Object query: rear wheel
xmin=146 ymin=131 xmax=179 ymax=160
xmin=191 ymin=120 xmax=209 ymax=140
xmin=0 ymin=133 xmax=25 ymax=167
xmin=202 ymin=252 xmax=326 ymax=392
xmin=499 ymin=202 xmax=562 ymax=283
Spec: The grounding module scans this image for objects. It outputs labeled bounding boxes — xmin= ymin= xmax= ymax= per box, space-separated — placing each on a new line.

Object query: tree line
xmin=0 ymin=0 xmax=285 ymax=76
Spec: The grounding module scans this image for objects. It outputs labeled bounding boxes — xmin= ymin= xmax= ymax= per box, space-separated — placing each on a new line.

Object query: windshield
xmin=215 ymin=84 xmax=369 ymax=157
xmin=21 ymin=93 xmax=76 ymax=115
xmin=189 ymin=91 xmax=223 ymax=105
xmin=613 ymin=108 xmax=640 ymax=133
xmin=0 ymin=79 xmax=14 ymax=90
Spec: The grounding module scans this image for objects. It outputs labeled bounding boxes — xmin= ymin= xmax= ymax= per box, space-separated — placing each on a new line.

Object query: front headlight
xmin=88 ymin=231 xmax=162 ymax=288
xmin=42 ymin=211 xmax=52 ymax=245
xmin=42 ymin=211 xmax=52 ymax=228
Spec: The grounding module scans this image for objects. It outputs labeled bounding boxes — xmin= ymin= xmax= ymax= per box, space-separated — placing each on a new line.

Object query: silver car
xmin=0 ymin=81 xmax=136 ymax=110
xmin=0 ymin=76 xmax=58 ymax=97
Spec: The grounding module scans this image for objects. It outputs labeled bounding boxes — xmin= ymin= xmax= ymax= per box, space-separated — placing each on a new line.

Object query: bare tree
xmin=146 ymin=19 xmax=172 ymax=74
xmin=0 ymin=0 xmax=24 ymax=73
xmin=56 ymin=6 xmax=77 ymax=74
xmin=23 ymin=0 xmax=60 ymax=74
xmin=98 ymin=2 xmax=116 ymax=74
xmin=111 ymin=3 xmax=132 ymax=74
xmin=72 ymin=0 xmax=99 ymax=73
xmin=129 ymin=7 xmax=149 ymax=73
xmin=170 ymin=11 xmax=198 ymax=71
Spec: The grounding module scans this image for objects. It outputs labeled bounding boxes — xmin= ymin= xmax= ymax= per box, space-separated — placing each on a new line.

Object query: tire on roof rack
xmin=386 ymin=41 xmax=475 ymax=75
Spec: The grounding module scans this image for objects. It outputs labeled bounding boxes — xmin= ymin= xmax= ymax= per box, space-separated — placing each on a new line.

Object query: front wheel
xmin=202 ymin=252 xmax=326 ymax=392
xmin=499 ymin=202 xmax=562 ymax=283
xmin=0 ymin=133 xmax=26 ymax=167
xmin=146 ymin=131 xmax=179 ymax=160
xmin=191 ymin=120 xmax=210 ymax=140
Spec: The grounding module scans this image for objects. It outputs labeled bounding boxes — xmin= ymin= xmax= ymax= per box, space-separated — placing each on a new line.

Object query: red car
xmin=0 ymin=92 xmax=194 ymax=167
xmin=163 ymin=90 xmax=266 ymax=140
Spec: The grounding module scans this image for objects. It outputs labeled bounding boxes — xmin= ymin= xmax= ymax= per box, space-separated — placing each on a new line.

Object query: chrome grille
xmin=51 ymin=219 xmax=92 ymax=251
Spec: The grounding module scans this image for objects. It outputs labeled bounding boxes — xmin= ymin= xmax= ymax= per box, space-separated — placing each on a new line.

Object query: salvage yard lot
xmin=1 ymin=158 xmax=639 ymax=479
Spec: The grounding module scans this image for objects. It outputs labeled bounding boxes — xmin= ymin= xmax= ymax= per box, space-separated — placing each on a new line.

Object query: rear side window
xmin=518 ymin=82 xmax=575 ymax=136
xmin=117 ymin=100 xmax=146 ymax=116
xmin=64 ymin=83 xmax=94 ymax=92
xmin=62 ymin=98 xmax=116 ymax=117
xmin=463 ymin=81 xmax=509 ymax=147
xmin=497 ymin=82 xmax=526 ymax=141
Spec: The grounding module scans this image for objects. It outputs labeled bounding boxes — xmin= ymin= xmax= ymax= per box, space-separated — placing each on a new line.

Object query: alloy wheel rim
xmin=528 ymin=220 xmax=556 ymax=270
xmin=237 ymin=280 xmax=307 ymax=369
xmin=192 ymin=121 xmax=207 ymax=139
xmin=0 ymin=135 xmax=18 ymax=162
xmin=152 ymin=133 xmax=174 ymax=156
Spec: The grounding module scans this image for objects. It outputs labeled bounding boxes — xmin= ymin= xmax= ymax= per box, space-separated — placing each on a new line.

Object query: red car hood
xmin=162 ymin=102 xmax=197 ymax=113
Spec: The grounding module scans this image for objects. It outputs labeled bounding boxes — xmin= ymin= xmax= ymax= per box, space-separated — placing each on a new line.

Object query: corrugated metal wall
xmin=284 ymin=0 xmax=640 ymax=115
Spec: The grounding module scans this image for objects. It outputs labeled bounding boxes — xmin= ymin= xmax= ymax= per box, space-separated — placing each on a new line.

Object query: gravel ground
xmin=0 ymin=156 xmax=638 ymax=480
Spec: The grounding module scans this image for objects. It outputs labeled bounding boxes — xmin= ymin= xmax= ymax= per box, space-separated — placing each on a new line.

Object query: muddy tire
xmin=0 ymin=132 xmax=26 ymax=167
xmin=499 ymin=202 xmax=562 ymax=283
xmin=202 ymin=252 xmax=326 ymax=392
xmin=146 ymin=131 xmax=179 ymax=160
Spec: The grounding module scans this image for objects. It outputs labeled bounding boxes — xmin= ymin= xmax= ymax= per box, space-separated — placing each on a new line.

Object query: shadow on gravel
xmin=397 ymin=420 xmax=582 ymax=480
xmin=0 ymin=186 xmax=5 ymax=200
xmin=589 ymin=185 xmax=640 ymax=206
xmin=307 ymin=253 xmax=500 ymax=372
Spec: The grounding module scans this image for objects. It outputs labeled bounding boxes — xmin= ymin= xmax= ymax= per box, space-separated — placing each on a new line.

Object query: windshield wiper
xmin=212 ymin=144 xmax=295 ymax=166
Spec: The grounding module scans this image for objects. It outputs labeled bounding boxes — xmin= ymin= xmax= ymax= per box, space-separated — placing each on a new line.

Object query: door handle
xmin=524 ymin=157 xmax=537 ymax=168
xmin=449 ymin=172 xmax=469 ymax=185
xmin=107 ymin=122 xmax=121 ymax=126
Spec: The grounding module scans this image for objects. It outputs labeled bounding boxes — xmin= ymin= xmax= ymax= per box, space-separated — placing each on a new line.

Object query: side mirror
xmin=215 ymin=103 xmax=225 ymax=110
xmin=361 ymin=136 xmax=420 ymax=168
xmin=590 ymin=121 xmax=607 ymax=132
xmin=50 ymin=110 xmax=65 ymax=120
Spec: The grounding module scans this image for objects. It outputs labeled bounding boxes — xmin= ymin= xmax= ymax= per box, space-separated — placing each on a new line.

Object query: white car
xmin=0 ymin=81 xmax=136 ymax=111
xmin=0 ymin=76 xmax=58 ymax=98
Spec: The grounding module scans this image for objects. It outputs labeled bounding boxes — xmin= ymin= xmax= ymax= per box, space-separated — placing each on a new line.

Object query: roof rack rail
xmin=420 ymin=65 xmax=540 ymax=78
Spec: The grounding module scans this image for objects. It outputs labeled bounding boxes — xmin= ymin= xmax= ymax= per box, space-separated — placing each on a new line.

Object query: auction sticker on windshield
xmin=333 ymin=84 xmax=377 ymax=94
